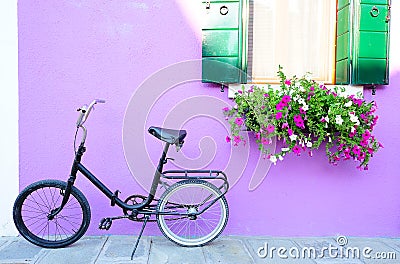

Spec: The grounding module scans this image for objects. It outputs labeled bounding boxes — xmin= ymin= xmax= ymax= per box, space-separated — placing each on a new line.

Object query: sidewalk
xmin=0 ymin=235 xmax=399 ymax=264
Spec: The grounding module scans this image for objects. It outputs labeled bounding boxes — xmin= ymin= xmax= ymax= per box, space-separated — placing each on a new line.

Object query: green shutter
xmin=336 ymin=0 xmax=391 ymax=85
xmin=202 ymin=0 xmax=248 ymax=84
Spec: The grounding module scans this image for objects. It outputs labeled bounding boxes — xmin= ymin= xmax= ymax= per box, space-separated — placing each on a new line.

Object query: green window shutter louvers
xmin=336 ymin=0 xmax=391 ymax=85
xmin=202 ymin=0 xmax=248 ymax=84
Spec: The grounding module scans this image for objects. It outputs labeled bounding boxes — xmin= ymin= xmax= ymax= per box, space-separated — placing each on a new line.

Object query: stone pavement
xmin=0 ymin=235 xmax=400 ymax=264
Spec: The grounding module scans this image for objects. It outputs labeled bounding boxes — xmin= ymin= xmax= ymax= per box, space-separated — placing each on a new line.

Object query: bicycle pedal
xmin=99 ymin=217 xmax=112 ymax=230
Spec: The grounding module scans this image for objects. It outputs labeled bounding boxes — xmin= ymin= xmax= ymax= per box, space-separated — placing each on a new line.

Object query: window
xmin=249 ymin=0 xmax=336 ymax=83
xmin=202 ymin=0 xmax=390 ymax=86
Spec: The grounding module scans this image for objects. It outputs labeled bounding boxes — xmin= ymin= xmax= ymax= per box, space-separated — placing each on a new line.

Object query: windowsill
xmin=228 ymin=84 xmax=364 ymax=99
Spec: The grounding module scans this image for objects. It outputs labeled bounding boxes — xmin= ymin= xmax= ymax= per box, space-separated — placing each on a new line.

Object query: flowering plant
xmin=223 ymin=67 xmax=382 ymax=170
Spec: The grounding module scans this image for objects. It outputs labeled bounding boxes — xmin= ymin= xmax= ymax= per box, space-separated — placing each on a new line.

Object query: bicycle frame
xmin=49 ymin=140 xmax=229 ymax=219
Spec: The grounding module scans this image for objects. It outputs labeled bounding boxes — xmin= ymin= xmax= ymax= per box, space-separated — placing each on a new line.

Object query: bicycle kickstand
xmin=130 ymin=215 xmax=150 ymax=260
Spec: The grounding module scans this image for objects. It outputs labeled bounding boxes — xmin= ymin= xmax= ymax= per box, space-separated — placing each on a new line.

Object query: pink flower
xmin=222 ymin=107 xmax=230 ymax=112
xmin=300 ymin=107 xmax=306 ymax=114
xmin=255 ymin=132 xmax=261 ymax=140
xmin=310 ymin=86 xmax=315 ymax=91
xmin=282 ymin=95 xmax=291 ymax=103
xmin=362 ymin=130 xmax=371 ymax=140
xmin=238 ymin=90 xmax=242 ymax=94
xmin=285 ymin=79 xmax=291 ymax=86
xmin=261 ymin=105 xmax=266 ymax=110
xmin=233 ymin=136 xmax=241 ymax=145
xmin=288 ymin=128 xmax=293 ymax=136
xmin=352 ymin=145 xmax=361 ymax=156
xmin=282 ymin=123 xmax=289 ymax=129
xmin=275 ymin=112 xmax=283 ymax=120
xmin=264 ymin=93 xmax=269 ymax=97
xmin=235 ymin=118 xmax=244 ymax=126
xmin=293 ymin=145 xmax=301 ymax=155
xmin=225 ymin=136 xmax=231 ymax=143
xmin=267 ymin=124 xmax=275 ymax=133
xmin=276 ymin=102 xmax=285 ymax=110
xmin=261 ymin=137 xmax=269 ymax=145
xmin=360 ymin=139 xmax=368 ymax=147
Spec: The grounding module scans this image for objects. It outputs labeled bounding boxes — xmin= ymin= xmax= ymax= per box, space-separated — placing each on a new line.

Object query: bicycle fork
xmin=48 ymin=145 xmax=83 ymax=220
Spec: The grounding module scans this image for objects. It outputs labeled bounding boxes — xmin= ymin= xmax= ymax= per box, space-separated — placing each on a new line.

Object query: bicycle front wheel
xmin=157 ymin=180 xmax=229 ymax=247
xmin=13 ymin=180 xmax=91 ymax=248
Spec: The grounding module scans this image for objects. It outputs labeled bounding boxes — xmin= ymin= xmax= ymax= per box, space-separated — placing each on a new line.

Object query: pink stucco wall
xmin=19 ymin=0 xmax=400 ymax=237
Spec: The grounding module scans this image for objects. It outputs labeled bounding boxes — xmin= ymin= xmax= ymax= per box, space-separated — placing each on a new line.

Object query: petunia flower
xmin=225 ymin=136 xmax=231 ymax=143
xmin=282 ymin=95 xmax=291 ymax=103
xmin=267 ymin=124 xmax=275 ymax=133
xmin=233 ymin=136 xmax=241 ymax=145
xmin=222 ymin=107 xmax=230 ymax=112
xmin=275 ymin=112 xmax=283 ymax=120
xmin=284 ymin=79 xmax=291 ymax=86
xmin=235 ymin=118 xmax=244 ymax=126
xmin=292 ymin=145 xmax=302 ymax=155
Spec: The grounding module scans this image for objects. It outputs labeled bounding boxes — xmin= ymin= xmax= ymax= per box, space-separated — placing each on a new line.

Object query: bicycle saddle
xmin=148 ymin=126 xmax=187 ymax=145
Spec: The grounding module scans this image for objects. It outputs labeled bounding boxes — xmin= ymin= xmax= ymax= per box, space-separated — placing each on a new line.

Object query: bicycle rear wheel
xmin=156 ymin=179 xmax=229 ymax=247
xmin=13 ymin=179 xmax=91 ymax=248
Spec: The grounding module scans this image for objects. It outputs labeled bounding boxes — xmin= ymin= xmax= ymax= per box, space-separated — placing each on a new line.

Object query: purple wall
xmin=19 ymin=0 xmax=400 ymax=237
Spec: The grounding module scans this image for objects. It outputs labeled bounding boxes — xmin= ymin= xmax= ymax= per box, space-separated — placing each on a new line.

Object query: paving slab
xmin=148 ymin=237 xmax=206 ymax=264
xmin=338 ymin=237 xmax=399 ymax=264
xmin=95 ymin=235 xmax=150 ymax=264
xmin=34 ymin=236 xmax=107 ymax=264
xmin=244 ymin=237 xmax=315 ymax=264
xmin=0 ymin=239 xmax=43 ymax=264
xmin=202 ymin=237 xmax=253 ymax=264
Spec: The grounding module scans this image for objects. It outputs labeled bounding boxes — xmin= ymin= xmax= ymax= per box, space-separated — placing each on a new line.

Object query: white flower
xmin=298 ymin=98 xmax=305 ymax=105
xmin=269 ymin=155 xmax=277 ymax=165
xmin=335 ymin=115 xmax=343 ymax=125
xmin=278 ymin=155 xmax=284 ymax=161
xmin=289 ymin=134 xmax=298 ymax=141
xmin=234 ymin=104 xmax=238 ymax=109
xmin=299 ymin=86 xmax=305 ymax=92
xmin=302 ymin=104 xmax=309 ymax=111
xmin=306 ymin=141 xmax=312 ymax=148
xmin=351 ymin=126 xmax=356 ymax=133
xmin=325 ymin=116 xmax=330 ymax=123
xmin=329 ymin=137 xmax=332 ymax=143
xmin=344 ymin=101 xmax=352 ymax=107
xmin=350 ymin=114 xmax=359 ymax=124
xmin=281 ymin=147 xmax=290 ymax=152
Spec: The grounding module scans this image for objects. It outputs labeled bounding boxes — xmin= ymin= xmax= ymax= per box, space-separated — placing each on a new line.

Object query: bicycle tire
xmin=13 ymin=179 xmax=91 ymax=248
xmin=156 ymin=179 xmax=229 ymax=247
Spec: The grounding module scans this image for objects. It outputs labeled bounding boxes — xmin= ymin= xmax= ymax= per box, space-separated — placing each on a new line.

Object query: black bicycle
xmin=13 ymin=99 xmax=229 ymax=258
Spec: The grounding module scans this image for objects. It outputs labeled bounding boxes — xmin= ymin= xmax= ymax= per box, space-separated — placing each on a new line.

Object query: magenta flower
xmin=222 ymin=107 xmax=230 ymax=112
xmin=267 ymin=124 xmax=275 ymax=133
xmin=225 ymin=136 xmax=231 ymax=143
xmin=293 ymin=145 xmax=301 ymax=155
xmin=310 ymin=86 xmax=315 ymax=91
xmin=300 ymin=107 xmax=306 ymax=115
xmin=255 ymin=132 xmax=261 ymax=140
xmin=362 ymin=130 xmax=371 ymax=140
xmin=264 ymin=93 xmax=269 ymax=97
xmin=284 ymin=79 xmax=291 ymax=86
xmin=233 ymin=136 xmax=241 ymax=145
xmin=261 ymin=105 xmax=266 ymax=110
xmin=294 ymin=115 xmax=302 ymax=122
xmin=238 ymin=90 xmax=243 ymax=94
xmin=276 ymin=102 xmax=285 ymax=110
xmin=235 ymin=117 xmax=244 ymax=126
xmin=282 ymin=95 xmax=291 ymax=103
xmin=261 ymin=137 xmax=269 ymax=145
xmin=288 ymin=128 xmax=293 ymax=136
xmin=275 ymin=112 xmax=283 ymax=120
xmin=282 ymin=122 xmax=289 ymax=129
xmin=352 ymin=145 xmax=361 ymax=156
